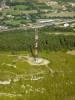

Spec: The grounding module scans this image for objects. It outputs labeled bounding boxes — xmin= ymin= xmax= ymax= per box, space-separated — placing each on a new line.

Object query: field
xmin=0 ymin=51 xmax=75 ymax=100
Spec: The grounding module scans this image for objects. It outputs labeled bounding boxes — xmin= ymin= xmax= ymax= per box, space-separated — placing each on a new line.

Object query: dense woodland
xmin=0 ymin=27 xmax=75 ymax=52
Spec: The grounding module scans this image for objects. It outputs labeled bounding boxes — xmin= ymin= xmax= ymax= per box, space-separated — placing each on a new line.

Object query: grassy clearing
xmin=0 ymin=51 xmax=75 ymax=100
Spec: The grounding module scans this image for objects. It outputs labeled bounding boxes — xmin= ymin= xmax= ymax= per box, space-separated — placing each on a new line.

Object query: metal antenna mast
xmin=25 ymin=24 xmax=50 ymax=65
xmin=2 ymin=0 xmax=6 ymax=8
xmin=34 ymin=28 xmax=39 ymax=62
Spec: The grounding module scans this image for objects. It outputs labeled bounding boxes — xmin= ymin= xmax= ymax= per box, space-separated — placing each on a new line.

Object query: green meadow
xmin=0 ymin=51 xmax=75 ymax=100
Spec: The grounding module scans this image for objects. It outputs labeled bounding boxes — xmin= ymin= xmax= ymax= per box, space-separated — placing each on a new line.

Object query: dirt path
xmin=67 ymin=50 xmax=75 ymax=55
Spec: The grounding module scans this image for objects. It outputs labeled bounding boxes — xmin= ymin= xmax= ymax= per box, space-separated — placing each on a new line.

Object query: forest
xmin=0 ymin=27 xmax=75 ymax=52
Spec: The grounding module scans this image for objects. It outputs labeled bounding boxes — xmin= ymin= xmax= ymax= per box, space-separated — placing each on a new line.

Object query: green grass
xmin=0 ymin=51 xmax=75 ymax=100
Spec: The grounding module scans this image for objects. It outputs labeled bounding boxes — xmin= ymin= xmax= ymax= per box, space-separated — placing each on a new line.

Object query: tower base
xmin=26 ymin=56 xmax=50 ymax=65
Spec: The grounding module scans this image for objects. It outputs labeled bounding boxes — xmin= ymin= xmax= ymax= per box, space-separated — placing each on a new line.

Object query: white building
xmin=64 ymin=23 xmax=69 ymax=28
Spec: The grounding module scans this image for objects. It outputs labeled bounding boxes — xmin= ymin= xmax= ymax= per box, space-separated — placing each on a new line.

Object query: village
xmin=0 ymin=0 xmax=75 ymax=31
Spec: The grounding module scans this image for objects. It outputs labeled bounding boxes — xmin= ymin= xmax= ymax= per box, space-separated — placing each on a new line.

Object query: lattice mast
xmin=1 ymin=0 xmax=6 ymax=8
xmin=34 ymin=28 xmax=39 ymax=62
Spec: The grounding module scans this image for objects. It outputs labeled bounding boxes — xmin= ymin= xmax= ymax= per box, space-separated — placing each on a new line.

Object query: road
xmin=0 ymin=19 xmax=75 ymax=32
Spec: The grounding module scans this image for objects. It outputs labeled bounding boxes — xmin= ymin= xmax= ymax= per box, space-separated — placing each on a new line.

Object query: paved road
xmin=0 ymin=19 xmax=75 ymax=32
